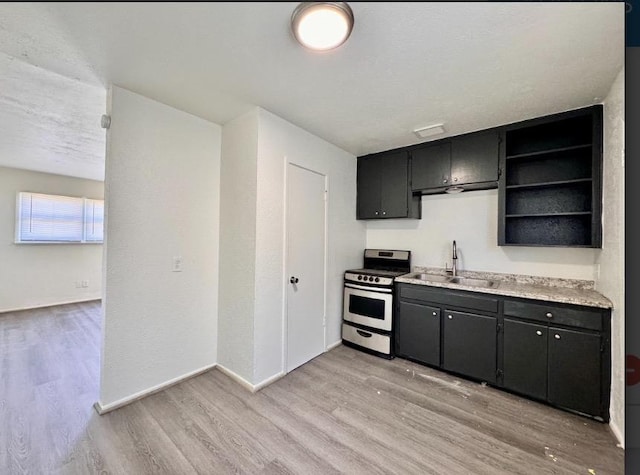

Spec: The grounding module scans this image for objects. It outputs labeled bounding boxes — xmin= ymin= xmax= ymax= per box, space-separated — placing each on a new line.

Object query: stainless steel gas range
xmin=341 ymin=249 xmax=411 ymax=358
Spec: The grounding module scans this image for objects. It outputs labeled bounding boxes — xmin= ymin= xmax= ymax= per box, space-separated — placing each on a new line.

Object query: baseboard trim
xmin=253 ymin=371 xmax=286 ymax=392
xmin=215 ymin=364 xmax=255 ymax=392
xmin=215 ymin=365 xmax=286 ymax=393
xmin=326 ymin=340 xmax=342 ymax=351
xmin=0 ymin=297 xmax=101 ymax=315
xmin=609 ymin=419 xmax=624 ymax=448
xmin=94 ymin=363 xmax=216 ymax=415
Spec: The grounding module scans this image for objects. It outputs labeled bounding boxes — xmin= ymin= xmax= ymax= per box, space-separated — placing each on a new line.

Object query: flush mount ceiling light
xmin=413 ymin=123 xmax=446 ymax=139
xmin=291 ymin=2 xmax=354 ymax=51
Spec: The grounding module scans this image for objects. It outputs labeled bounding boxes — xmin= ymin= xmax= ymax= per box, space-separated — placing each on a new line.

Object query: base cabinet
xmin=396 ymin=301 xmax=441 ymax=366
xmin=503 ymin=319 xmax=548 ymax=400
xmin=395 ymin=283 xmax=610 ymax=421
xmin=443 ymin=310 xmax=496 ymax=384
xmin=547 ymin=327 xmax=602 ymax=417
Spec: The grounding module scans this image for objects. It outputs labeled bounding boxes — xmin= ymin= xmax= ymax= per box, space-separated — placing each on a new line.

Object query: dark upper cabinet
xmin=411 ymin=142 xmax=451 ymax=190
xmin=357 ymin=150 xmax=421 ymax=219
xmin=451 ymin=130 xmax=500 ymax=186
xmin=498 ymin=105 xmax=603 ymax=247
xmin=411 ymin=130 xmax=500 ymax=193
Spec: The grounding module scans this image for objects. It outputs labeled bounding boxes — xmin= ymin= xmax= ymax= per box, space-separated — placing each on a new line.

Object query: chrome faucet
xmin=451 ymin=240 xmax=458 ymax=277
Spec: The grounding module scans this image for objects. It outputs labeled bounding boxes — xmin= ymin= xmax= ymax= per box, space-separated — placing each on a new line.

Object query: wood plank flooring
xmin=0 ymin=301 xmax=624 ymax=474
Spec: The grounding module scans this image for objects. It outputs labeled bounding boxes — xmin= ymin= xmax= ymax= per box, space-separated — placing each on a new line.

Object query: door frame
xmin=282 ymin=158 xmax=328 ymax=374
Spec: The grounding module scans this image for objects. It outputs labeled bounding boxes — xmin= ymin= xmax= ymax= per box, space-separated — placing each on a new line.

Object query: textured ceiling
xmin=0 ymin=2 xmax=625 ymax=180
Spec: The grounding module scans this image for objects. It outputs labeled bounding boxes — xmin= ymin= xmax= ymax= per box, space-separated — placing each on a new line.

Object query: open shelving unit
xmin=498 ymin=106 xmax=603 ymax=247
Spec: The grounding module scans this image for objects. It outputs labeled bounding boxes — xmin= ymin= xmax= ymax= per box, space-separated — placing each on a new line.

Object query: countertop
xmin=394 ymin=267 xmax=613 ymax=309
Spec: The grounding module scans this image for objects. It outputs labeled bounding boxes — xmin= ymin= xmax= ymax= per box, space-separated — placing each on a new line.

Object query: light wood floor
xmin=1 ymin=301 xmax=624 ymax=474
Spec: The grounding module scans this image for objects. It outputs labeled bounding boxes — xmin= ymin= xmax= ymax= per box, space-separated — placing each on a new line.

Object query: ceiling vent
xmin=413 ymin=123 xmax=445 ymax=139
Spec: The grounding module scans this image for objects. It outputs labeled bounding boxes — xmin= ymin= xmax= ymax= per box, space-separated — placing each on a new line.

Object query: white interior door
xmin=286 ymin=163 xmax=326 ymax=372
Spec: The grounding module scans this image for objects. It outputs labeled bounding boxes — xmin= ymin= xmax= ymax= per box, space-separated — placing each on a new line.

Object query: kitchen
xmin=0 ymin=2 xmax=628 ymax=473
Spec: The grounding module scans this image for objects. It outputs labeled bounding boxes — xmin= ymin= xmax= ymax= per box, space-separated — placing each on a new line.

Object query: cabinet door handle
xmin=536 ymin=330 xmax=542 ymax=336
xmin=448 ymin=315 xmax=453 ymax=319
xmin=554 ymin=334 xmax=561 ymax=340
xmin=432 ymin=311 xmax=437 ymax=316
xmin=453 ymin=177 xmax=458 ymax=182
xmin=546 ymin=312 xmax=553 ymax=318
xmin=443 ymin=178 xmax=448 ymax=184
xmin=375 ymin=211 xmax=379 ymax=215
xmin=382 ymin=211 xmax=386 ymax=215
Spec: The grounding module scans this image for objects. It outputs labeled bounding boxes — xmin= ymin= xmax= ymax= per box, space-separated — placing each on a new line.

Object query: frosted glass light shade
xmin=292 ymin=2 xmax=354 ymax=51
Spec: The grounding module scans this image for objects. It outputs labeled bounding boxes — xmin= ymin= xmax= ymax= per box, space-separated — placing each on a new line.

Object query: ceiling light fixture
xmin=291 ymin=2 xmax=354 ymax=51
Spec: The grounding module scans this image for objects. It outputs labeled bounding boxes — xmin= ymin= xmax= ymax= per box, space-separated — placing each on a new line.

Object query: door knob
xmin=290 ymin=276 xmax=299 ymax=284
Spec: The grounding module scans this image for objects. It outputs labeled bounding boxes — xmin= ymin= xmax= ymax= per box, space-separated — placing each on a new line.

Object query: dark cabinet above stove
xmin=356 ymin=150 xmax=421 ymax=220
xmin=411 ymin=130 xmax=500 ymax=194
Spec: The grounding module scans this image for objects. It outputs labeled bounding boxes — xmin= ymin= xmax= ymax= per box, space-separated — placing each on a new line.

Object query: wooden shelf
xmin=506 ymin=178 xmax=592 ymax=190
xmin=499 ymin=106 xmax=602 ymax=248
xmin=505 ymin=212 xmax=592 ymax=218
xmin=505 ymin=143 xmax=592 ymax=161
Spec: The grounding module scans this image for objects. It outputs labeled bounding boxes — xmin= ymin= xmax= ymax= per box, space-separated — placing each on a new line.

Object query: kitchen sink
xmin=402 ymin=272 xmax=497 ymax=289
xmin=447 ymin=276 xmax=496 ymax=288
xmin=407 ymin=273 xmax=452 ymax=283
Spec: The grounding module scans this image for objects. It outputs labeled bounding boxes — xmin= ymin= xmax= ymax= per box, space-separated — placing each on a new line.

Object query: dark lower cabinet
xmin=443 ymin=310 xmax=497 ymax=384
xmin=395 ymin=282 xmax=610 ymax=421
xmin=503 ymin=319 xmax=548 ymax=400
xmin=396 ymin=301 xmax=440 ymax=366
xmin=548 ymin=327 xmax=602 ymax=417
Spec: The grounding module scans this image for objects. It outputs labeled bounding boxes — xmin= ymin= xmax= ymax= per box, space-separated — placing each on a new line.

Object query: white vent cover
xmin=413 ymin=123 xmax=445 ymax=139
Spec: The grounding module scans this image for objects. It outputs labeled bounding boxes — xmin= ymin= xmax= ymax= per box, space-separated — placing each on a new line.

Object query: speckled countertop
xmin=394 ymin=267 xmax=612 ymax=309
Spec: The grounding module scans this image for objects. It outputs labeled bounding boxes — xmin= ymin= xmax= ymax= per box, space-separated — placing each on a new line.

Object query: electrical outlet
xmin=75 ymin=281 xmax=82 ymax=288
xmin=82 ymin=280 xmax=89 ymax=288
xmin=172 ymin=256 xmax=183 ymax=272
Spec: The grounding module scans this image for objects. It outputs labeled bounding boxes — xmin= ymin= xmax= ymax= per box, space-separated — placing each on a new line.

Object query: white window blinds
xmin=84 ymin=199 xmax=104 ymax=242
xmin=17 ymin=192 xmax=104 ymax=243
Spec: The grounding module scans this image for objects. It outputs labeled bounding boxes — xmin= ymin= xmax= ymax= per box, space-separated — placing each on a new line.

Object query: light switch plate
xmin=172 ymin=256 xmax=183 ymax=272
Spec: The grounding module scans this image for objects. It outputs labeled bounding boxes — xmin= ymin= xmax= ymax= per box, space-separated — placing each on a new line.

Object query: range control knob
xmin=369 ymin=276 xmax=374 ymax=281
xmin=357 ymin=275 xmax=363 ymax=280
xmin=375 ymin=277 xmax=380 ymax=282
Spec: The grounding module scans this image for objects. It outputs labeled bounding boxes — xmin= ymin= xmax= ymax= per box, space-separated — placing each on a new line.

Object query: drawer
xmin=342 ymin=323 xmax=391 ymax=355
xmin=503 ymin=300 xmax=602 ymax=331
xmin=398 ymin=284 xmax=499 ymax=313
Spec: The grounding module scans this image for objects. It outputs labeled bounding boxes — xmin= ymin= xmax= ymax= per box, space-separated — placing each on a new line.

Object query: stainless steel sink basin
xmin=447 ymin=276 xmax=496 ymax=288
xmin=408 ymin=273 xmax=452 ymax=283
xmin=402 ymin=273 xmax=497 ymax=289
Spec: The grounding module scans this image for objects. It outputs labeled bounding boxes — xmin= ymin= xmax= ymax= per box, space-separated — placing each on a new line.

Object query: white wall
xmin=596 ymin=68 xmax=625 ymax=445
xmin=0 ymin=166 xmax=103 ymax=312
xmin=253 ymin=108 xmax=365 ymax=384
xmin=100 ymin=86 xmax=221 ymax=408
xmin=217 ymin=107 xmax=365 ymax=386
xmin=367 ymin=189 xmax=599 ymax=280
xmin=218 ymin=110 xmax=259 ymax=382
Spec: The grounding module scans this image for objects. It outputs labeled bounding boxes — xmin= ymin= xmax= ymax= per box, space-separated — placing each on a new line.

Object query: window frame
xmin=15 ymin=192 xmax=105 ymax=244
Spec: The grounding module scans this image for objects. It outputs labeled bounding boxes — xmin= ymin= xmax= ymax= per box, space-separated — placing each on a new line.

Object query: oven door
xmin=343 ymin=283 xmax=393 ymax=332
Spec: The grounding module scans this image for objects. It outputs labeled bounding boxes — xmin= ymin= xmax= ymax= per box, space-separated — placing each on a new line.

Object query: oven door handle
xmin=344 ymin=283 xmax=392 ymax=293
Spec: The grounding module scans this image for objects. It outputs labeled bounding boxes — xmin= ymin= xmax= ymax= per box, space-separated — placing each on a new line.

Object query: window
xmin=16 ymin=192 xmax=104 ymax=243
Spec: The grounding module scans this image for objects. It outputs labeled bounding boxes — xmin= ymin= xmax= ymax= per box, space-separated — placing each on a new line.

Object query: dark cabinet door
xmin=411 ymin=142 xmax=451 ymax=191
xmin=548 ymin=327 xmax=602 ymax=417
xmin=396 ymin=301 xmax=441 ymax=366
xmin=451 ymin=130 xmax=500 ymax=185
xmin=379 ymin=151 xmax=409 ymax=218
xmin=503 ymin=319 xmax=548 ymax=400
xmin=356 ymin=157 xmax=382 ymax=219
xmin=443 ymin=310 xmax=497 ymax=383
